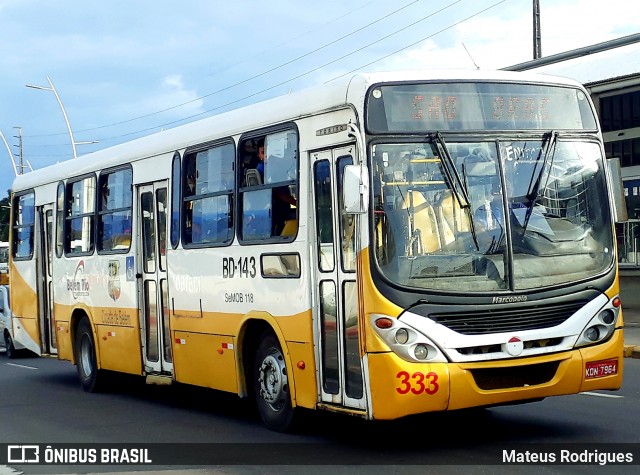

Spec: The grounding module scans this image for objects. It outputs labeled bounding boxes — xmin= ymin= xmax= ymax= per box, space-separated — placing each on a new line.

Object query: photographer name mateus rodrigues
xmin=503 ymin=449 xmax=633 ymax=465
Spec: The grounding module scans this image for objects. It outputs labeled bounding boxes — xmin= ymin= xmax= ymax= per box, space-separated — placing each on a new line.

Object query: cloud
xmin=156 ymin=75 xmax=204 ymax=115
xmin=371 ymin=0 xmax=640 ymax=73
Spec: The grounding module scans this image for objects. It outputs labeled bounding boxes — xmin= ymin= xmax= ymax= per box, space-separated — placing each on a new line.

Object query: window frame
xmin=313 ymin=159 xmax=336 ymax=273
xmin=97 ymin=165 xmax=133 ymax=255
xmin=55 ymin=181 xmax=65 ymax=258
xmin=170 ymin=151 xmax=181 ymax=249
xmin=181 ymin=139 xmax=236 ymax=249
xmin=11 ymin=190 xmax=36 ymax=261
xmin=64 ymin=173 xmax=97 ymax=257
xmin=237 ymin=123 xmax=300 ymax=245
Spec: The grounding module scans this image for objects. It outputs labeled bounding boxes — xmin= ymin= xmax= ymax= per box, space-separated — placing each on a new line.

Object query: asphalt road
xmin=0 ymin=351 xmax=638 ymax=474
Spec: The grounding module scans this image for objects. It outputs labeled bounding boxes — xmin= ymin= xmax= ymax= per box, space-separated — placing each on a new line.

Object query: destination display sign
xmin=366 ymin=82 xmax=598 ymax=133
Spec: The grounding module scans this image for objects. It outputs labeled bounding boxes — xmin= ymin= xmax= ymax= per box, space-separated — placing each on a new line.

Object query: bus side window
xmin=182 ymin=142 xmax=235 ymax=246
xmin=98 ymin=168 xmax=133 ymax=253
xmin=239 ymin=131 xmax=299 ymax=242
xmin=65 ymin=176 xmax=96 ymax=255
xmin=12 ymin=192 xmax=35 ymax=260
xmin=267 ymin=132 xmax=298 ymax=237
xmin=337 ymin=156 xmax=355 ymax=271
xmin=242 ymin=189 xmax=272 ymax=241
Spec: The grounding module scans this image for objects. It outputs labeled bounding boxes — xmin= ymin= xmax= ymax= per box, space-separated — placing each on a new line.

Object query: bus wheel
xmin=253 ymin=332 xmax=295 ymax=432
xmin=75 ymin=319 xmax=104 ymax=392
xmin=4 ymin=332 xmax=16 ymax=359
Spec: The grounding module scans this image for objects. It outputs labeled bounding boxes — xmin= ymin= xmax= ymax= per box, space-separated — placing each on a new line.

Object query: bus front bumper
xmin=367 ymin=328 xmax=624 ymax=420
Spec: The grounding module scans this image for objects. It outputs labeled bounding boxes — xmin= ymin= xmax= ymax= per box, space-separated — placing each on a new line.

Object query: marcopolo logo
xmin=492 ymin=295 xmax=528 ymax=304
xmin=67 ymin=260 xmax=90 ymax=299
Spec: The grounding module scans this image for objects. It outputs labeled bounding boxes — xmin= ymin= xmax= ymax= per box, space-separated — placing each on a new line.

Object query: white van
xmin=0 ymin=285 xmax=25 ymax=358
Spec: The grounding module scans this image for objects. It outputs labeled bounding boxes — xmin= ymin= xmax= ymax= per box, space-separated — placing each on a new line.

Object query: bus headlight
xmin=414 ymin=344 xmax=429 ymax=360
xmin=395 ymin=328 xmax=409 ymax=344
xmin=372 ymin=314 xmax=447 ymax=363
xmin=585 ymin=326 xmax=600 ymax=341
xmin=599 ymin=309 xmax=615 ymax=325
xmin=574 ymin=297 xmax=619 ymax=348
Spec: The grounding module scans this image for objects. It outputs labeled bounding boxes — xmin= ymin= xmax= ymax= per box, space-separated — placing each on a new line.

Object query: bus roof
xmin=11 ymin=69 xmax=583 ymax=193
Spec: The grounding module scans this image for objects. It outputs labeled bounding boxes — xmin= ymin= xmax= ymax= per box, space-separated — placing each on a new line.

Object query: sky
xmin=0 ymin=0 xmax=638 ymax=195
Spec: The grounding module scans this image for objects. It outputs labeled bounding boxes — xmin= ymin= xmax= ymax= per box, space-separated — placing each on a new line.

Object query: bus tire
xmin=4 ymin=331 xmax=16 ymax=359
xmin=253 ymin=332 xmax=295 ymax=432
xmin=75 ymin=319 xmax=105 ymax=392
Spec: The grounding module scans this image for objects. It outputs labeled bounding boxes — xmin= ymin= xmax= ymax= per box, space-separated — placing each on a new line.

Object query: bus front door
xmin=137 ymin=182 xmax=172 ymax=376
xmin=312 ymin=147 xmax=366 ymax=411
xmin=36 ymin=203 xmax=56 ymax=355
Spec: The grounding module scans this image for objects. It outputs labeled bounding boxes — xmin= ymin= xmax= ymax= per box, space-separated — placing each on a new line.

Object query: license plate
xmin=585 ymin=358 xmax=618 ymax=379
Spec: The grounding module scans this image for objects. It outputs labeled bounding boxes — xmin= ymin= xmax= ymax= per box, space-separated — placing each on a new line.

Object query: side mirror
xmin=343 ymin=165 xmax=369 ymax=214
xmin=605 ymin=156 xmax=628 ymax=223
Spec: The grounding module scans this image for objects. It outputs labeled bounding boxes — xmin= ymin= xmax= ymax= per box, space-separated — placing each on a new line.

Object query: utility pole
xmin=13 ymin=127 xmax=24 ymax=175
xmin=533 ymin=0 xmax=542 ymax=59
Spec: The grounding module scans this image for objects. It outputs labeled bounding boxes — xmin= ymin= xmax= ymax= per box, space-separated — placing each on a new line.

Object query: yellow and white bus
xmin=9 ymin=70 xmax=625 ymax=431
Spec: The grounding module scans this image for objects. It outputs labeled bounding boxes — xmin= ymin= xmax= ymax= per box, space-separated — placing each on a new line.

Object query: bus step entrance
xmin=145 ymin=374 xmax=173 ymax=386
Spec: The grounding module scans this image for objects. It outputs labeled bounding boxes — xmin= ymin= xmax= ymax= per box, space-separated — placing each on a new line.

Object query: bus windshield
xmin=372 ymin=138 xmax=614 ymax=291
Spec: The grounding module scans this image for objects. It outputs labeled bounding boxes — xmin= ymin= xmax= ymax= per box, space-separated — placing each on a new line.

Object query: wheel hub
xmin=80 ymin=335 xmax=94 ymax=378
xmin=258 ymin=351 xmax=288 ymax=409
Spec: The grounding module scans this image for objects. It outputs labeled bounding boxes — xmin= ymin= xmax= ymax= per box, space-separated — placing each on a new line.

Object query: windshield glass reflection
xmin=372 ymin=139 xmax=613 ymax=292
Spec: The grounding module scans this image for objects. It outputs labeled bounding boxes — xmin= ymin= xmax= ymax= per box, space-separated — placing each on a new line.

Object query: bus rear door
xmin=136 ymin=182 xmax=172 ymax=377
xmin=36 ymin=203 xmax=57 ymax=354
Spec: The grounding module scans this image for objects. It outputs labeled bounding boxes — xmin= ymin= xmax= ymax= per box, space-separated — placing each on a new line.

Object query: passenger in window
xmin=255 ymin=139 xmax=297 ymax=236
xmin=183 ymin=171 xmax=196 ymax=243
xmin=186 ymin=174 xmax=196 ymax=196
xmin=256 ymin=139 xmax=266 ymax=178
xmin=101 ymin=182 xmax=109 ymax=210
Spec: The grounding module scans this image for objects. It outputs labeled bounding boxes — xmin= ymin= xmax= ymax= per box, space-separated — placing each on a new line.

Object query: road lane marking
xmin=0 ymin=465 xmax=24 ymax=475
xmin=5 ymin=362 xmax=38 ymax=370
xmin=580 ymin=391 xmax=624 ymax=399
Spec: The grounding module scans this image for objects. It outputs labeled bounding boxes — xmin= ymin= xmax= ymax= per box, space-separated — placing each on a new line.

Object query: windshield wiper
xmin=404 ymin=298 xmax=429 ymax=315
xmin=432 ymin=132 xmax=469 ymax=208
xmin=522 ymin=130 xmax=558 ymax=230
xmin=431 ymin=132 xmax=480 ymax=250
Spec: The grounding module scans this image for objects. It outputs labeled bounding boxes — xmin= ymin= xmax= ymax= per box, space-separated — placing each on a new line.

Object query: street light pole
xmin=0 ymin=130 xmax=18 ymax=176
xmin=26 ymin=75 xmax=78 ymax=159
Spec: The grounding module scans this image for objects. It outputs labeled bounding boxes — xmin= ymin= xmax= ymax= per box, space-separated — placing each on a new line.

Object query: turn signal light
xmin=375 ymin=317 xmax=394 ymax=329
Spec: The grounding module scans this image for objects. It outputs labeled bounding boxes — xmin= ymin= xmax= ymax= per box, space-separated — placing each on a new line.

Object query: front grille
xmin=470 ymin=361 xmax=560 ymax=390
xmin=457 ymin=337 xmax=564 ymax=356
xmin=430 ymin=301 xmax=586 ymax=335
